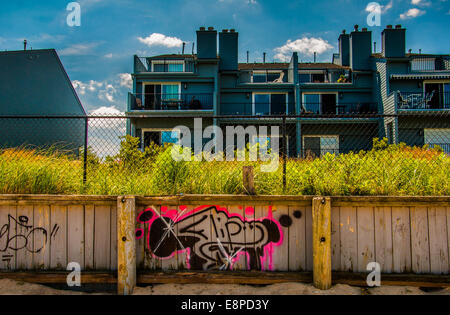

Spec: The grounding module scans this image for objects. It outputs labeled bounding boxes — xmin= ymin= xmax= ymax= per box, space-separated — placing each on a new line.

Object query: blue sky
xmin=0 ymin=0 xmax=449 ymax=112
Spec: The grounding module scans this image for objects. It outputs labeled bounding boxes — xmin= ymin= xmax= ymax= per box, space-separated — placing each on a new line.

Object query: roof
xmin=238 ymin=62 xmax=348 ymax=70
xmin=238 ymin=63 xmax=289 ymax=70
xmin=298 ymin=63 xmax=348 ymax=70
xmin=372 ymin=53 xmax=450 ymax=59
xmin=148 ymin=54 xmax=196 ymax=59
xmin=0 ymin=49 xmax=85 ymax=116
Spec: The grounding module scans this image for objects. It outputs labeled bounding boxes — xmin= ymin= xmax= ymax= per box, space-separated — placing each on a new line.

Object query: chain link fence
xmin=0 ymin=112 xmax=449 ymax=196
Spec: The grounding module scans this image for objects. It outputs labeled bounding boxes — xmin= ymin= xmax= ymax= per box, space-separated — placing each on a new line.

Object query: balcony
xmin=409 ymin=56 xmax=449 ymax=72
xmin=239 ymin=69 xmax=289 ymax=84
xmin=397 ymin=92 xmax=450 ymax=110
xmin=134 ymin=56 xmax=196 ymax=73
xmin=128 ymin=93 xmax=213 ymax=111
xmin=302 ymin=102 xmax=378 ymax=115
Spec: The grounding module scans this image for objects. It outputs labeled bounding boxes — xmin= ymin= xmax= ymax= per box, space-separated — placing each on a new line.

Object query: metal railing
xmin=398 ymin=92 xmax=450 ymax=110
xmin=129 ymin=93 xmax=214 ymax=111
xmin=409 ymin=56 xmax=448 ymax=72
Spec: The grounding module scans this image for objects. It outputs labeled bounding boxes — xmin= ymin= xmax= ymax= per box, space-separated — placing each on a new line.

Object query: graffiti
xmin=136 ymin=205 xmax=290 ymax=271
xmin=0 ymin=215 xmax=58 ymax=255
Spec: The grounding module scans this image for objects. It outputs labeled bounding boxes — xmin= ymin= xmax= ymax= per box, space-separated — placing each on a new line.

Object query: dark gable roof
xmin=0 ymin=49 xmax=85 ymax=116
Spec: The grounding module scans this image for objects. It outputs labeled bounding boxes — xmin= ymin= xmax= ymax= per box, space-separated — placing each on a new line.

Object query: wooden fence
xmin=0 ymin=195 xmax=449 ymax=293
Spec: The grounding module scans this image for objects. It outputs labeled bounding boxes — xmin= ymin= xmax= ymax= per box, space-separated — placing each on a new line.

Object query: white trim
xmin=252 ymin=92 xmax=289 ymax=115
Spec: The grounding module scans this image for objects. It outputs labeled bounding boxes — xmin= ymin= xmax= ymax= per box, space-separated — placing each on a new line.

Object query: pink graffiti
xmin=135 ymin=205 xmax=284 ymax=271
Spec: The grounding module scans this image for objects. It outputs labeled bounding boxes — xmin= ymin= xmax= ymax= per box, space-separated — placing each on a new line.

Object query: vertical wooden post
xmin=117 ymin=196 xmax=136 ymax=295
xmin=243 ymin=166 xmax=256 ymax=195
xmin=312 ymin=196 xmax=332 ymax=290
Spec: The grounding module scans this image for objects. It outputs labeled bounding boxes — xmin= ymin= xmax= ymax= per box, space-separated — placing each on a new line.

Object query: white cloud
xmin=90 ymin=106 xmax=124 ymax=116
xmin=137 ymin=33 xmax=184 ymax=48
xmin=400 ymin=8 xmax=425 ymax=19
xmin=72 ymin=80 xmax=103 ymax=95
xmin=59 ymin=43 xmax=98 ymax=56
xmin=98 ymin=83 xmax=117 ymax=103
xmin=118 ymin=73 xmax=132 ymax=89
xmin=365 ymin=0 xmax=393 ymax=14
xmin=104 ymin=53 xmax=113 ymax=58
xmin=411 ymin=0 xmax=430 ymax=6
xmin=274 ymin=37 xmax=333 ymax=61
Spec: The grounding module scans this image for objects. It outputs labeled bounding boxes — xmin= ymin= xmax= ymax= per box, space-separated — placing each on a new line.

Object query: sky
xmin=0 ymin=0 xmax=449 ymax=113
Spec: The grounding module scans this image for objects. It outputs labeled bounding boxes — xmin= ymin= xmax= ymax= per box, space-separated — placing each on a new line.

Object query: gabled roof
xmin=238 ymin=63 xmax=289 ymax=70
xmin=0 ymin=49 xmax=85 ymax=116
xmin=298 ymin=63 xmax=349 ymax=70
xmin=238 ymin=62 xmax=348 ymax=71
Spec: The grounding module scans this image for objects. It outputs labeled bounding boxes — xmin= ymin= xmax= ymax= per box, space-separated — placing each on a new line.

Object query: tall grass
xmin=0 ymin=138 xmax=448 ymax=196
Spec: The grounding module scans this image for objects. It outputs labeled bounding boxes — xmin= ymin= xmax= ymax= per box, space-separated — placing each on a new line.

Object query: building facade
xmin=127 ymin=25 xmax=450 ymax=156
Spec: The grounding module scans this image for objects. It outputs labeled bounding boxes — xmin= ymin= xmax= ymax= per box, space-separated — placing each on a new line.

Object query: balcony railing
xmin=398 ymin=92 xmax=450 ymax=110
xmin=129 ymin=93 xmax=213 ymax=111
xmin=409 ymin=56 xmax=448 ymax=72
xmin=302 ymin=103 xmax=378 ymax=114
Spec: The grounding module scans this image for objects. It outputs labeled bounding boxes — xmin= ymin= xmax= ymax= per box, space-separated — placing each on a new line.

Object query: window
xmin=303 ymin=93 xmax=337 ymax=114
xmin=253 ymin=93 xmax=287 ymax=115
xmin=162 ymin=84 xmax=180 ymax=100
xmin=303 ymin=136 xmax=339 ymax=157
xmin=424 ymin=82 xmax=450 ymax=109
xmin=142 ymin=129 xmax=180 ymax=149
xmin=142 ymin=83 xmax=181 ymax=109
xmin=298 ymin=71 xmax=327 ymax=83
xmin=424 ymin=129 xmax=450 ymax=154
xmin=152 ymin=60 xmax=184 ymax=72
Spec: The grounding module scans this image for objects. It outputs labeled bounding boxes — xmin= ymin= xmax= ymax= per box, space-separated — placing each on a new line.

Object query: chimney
xmin=350 ymin=27 xmax=372 ymax=70
xmin=314 ymin=52 xmax=317 ymax=63
xmin=382 ymin=24 xmax=405 ymax=58
xmin=24 ymin=40 xmax=27 ymax=51
xmin=338 ymin=30 xmax=350 ymax=66
xmin=182 ymin=42 xmax=186 ymax=54
xmin=247 ymin=51 xmax=249 ymax=63
xmin=263 ymin=52 xmax=266 ymax=63
xmin=219 ymin=28 xmax=238 ymax=70
xmin=197 ymin=26 xmax=217 ymax=59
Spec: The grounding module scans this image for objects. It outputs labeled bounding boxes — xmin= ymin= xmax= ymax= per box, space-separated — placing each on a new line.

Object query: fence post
xmin=312 ymin=196 xmax=332 ymax=290
xmin=117 ymin=196 xmax=136 ymax=295
xmin=243 ymin=166 xmax=256 ymax=195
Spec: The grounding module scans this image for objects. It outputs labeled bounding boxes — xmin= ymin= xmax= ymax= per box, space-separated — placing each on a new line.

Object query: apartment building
xmin=127 ymin=25 xmax=450 ymax=156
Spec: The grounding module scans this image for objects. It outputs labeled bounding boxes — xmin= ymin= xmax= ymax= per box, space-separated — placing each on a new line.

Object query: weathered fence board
xmin=410 ymin=206 xmax=430 ymax=274
xmin=374 ymin=206 xmax=393 ymax=273
xmin=0 ymin=197 xmax=117 ymax=272
xmin=0 ymin=195 xmax=449 ymax=275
